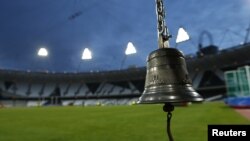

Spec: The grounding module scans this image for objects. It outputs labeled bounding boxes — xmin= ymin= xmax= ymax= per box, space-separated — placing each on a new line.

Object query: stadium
xmin=0 ymin=1 xmax=250 ymax=141
xmin=1 ymin=42 xmax=250 ymax=107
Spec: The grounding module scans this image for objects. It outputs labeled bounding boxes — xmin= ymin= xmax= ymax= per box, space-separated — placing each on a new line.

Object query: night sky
xmin=0 ymin=0 xmax=249 ymax=72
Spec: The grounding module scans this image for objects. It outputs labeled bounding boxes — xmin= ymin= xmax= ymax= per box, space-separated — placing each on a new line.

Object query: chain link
xmin=156 ymin=0 xmax=171 ymax=48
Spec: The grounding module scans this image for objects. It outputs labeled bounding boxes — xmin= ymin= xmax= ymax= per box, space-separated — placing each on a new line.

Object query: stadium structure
xmin=1 ymin=38 xmax=250 ymax=107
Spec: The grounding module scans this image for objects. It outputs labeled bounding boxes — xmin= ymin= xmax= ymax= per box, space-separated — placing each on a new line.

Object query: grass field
xmin=0 ymin=101 xmax=249 ymax=141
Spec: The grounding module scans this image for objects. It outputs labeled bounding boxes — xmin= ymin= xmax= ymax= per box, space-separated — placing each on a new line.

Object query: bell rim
xmin=137 ymin=92 xmax=204 ymax=104
xmin=137 ymin=97 xmax=204 ymax=104
xmin=137 ymin=85 xmax=204 ymax=104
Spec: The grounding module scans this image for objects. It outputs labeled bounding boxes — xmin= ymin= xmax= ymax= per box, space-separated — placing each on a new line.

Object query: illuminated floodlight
xmin=176 ymin=27 xmax=190 ymax=43
xmin=125 ymin=42 xmax=137 ymax=55
xmin=82 ymin=48 xmax=92 ymax=60
xmin=120 ymin=42 xmax=137 ymax=69
xmin=37 ymin=47 xmax=48 ymax=57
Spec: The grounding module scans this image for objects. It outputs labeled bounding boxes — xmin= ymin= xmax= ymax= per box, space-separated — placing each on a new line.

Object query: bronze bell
xmin=138 ymin=48 xmax=203 ymax=104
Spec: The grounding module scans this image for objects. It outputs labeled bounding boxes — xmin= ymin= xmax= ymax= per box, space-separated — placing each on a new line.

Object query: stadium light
xmin=125 ymin=42 xmax=137 ymax=55
xmin=176 ymin=27 xmax=190 ymax=43
xmin=37 ymin=47 xmax=50 ymax=73
xmin=175 ymin=27 xmax=191 ymax=49
xmin=77 ymin=48 xmax=92 ymax=72
xmin=120 ymin=42 xmax=137 ymax=69
xmin=81 ymin=48 xmax=92 ymax=60
xmin=37 ymin=47 xmax=48 ymax=57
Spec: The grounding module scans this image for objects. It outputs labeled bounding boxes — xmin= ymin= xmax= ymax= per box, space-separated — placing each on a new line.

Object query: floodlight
xmin=120 ymin=42 xmax=137 ymax=69
xmin=125 ymin=42 xmax=137 ymax=55
xmin=38 ymin=48 xmax=48 ymax=57
xmin=82 ymin=48 xmax=92 ymax=60
xmin=176 ymin=27 xmax=190 ymax=43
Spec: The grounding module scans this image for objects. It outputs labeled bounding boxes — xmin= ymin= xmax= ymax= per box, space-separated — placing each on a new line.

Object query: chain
xmin=156 ymin=0 xmax=171 ymax=48
xmin=163 ymin=103 xmax=175 ymax=141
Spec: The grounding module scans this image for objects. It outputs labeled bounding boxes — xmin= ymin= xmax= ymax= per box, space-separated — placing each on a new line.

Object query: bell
xmin=138 ymin=48 xmax=203 ymax=104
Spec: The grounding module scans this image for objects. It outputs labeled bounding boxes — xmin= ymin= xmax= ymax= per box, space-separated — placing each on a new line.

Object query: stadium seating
xmin=28 ymin=83 xmax=43 ymax=97
xmin=43 ymin=83 xmax=56 ymax=97
xmin=0 ymin=76 xmax=142 ymax=107
xmin=16 ymin=82 xmax=30 ymax=97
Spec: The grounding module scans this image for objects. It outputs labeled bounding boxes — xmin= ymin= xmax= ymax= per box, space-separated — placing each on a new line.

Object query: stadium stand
xmin=1 ymin=43 xmax=250 ymax=107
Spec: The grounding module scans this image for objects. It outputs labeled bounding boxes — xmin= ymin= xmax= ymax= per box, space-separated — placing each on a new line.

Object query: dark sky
xmin=0 ymin=0 xmax=249 ymax=72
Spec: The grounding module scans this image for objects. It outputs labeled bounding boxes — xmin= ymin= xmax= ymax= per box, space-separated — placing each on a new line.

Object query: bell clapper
xmin=163 ymin=103 xmax=175 ymax=141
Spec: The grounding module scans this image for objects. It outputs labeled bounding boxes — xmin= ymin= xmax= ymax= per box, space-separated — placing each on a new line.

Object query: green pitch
xmin=0 ymin=102 xmax=249 ymax=141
